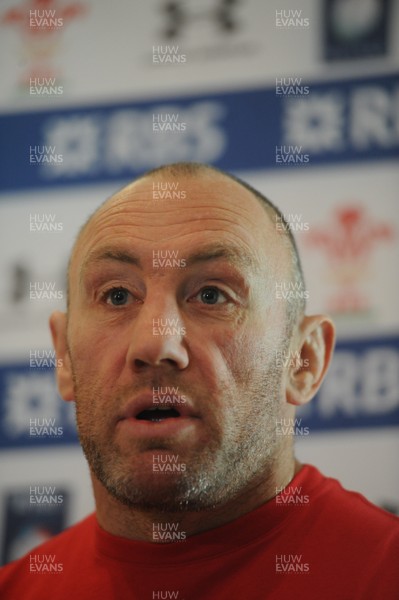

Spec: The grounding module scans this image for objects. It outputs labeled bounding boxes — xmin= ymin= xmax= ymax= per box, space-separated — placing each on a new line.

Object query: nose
xmin=126 ymin=293 xmax=189 ymax=371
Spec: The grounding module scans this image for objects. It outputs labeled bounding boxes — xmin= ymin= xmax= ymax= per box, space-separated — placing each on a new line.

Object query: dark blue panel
xmin=0 ymin=73 xmax=398 ymax=193
xmin=298 ymin=335 xmax=399 ymax=432
xmin=0 ymin=334 xmax=398 ymax=449
xmin=0 ymin=364 xmax=77 ymax=448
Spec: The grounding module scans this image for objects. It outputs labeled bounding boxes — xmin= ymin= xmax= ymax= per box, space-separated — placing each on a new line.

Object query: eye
xmin=195 ymin=286 xmax=227 ymax=305
xmin=103 ymin=287 xmax=132 ymax=306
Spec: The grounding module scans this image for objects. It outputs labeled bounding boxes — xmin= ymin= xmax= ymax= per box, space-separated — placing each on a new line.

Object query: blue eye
xmin=198 ymin=287 xmax=226 ymax=305
xmin=105 ymin=288 xmax=131 ymax=306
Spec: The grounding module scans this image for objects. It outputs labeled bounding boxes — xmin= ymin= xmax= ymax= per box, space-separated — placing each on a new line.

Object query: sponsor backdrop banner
xmin=0 ymin=333 xmax=398 ymax=450
xmin=0 ymin=73 xmax=398 ymax=191
xmin=0 ymin=0 xmax=398 ymax=565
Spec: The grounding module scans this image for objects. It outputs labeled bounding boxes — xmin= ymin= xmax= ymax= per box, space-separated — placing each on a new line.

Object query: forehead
xmin=71 ymin=173 xmax=287 ymax=279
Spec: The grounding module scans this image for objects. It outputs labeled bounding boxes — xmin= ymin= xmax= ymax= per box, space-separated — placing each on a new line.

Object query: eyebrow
xmin=80 ymin=243 xmax=260 ymax=280
xmin=80 ymin=249 xmax=142 ymax=286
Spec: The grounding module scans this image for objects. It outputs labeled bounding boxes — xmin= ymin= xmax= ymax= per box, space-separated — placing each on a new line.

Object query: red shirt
xmin=1 ymin=464 xmax=398 ymax=599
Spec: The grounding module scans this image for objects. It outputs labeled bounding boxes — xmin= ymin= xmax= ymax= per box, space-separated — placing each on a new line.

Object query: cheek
xmin=213 ymin=327 xmax=260 ymax=388
xmin=218 ymin=313 xmax=283 ymax=381
xmin=68 ymin=317 xmax=127 ymax=382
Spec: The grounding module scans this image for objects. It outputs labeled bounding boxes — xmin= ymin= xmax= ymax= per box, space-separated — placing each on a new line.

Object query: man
xmin=1 ymin=163 xmax=398 ymax=599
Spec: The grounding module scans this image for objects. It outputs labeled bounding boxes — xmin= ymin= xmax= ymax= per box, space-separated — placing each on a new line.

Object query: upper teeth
xmin=148 ymin=406 xmax=175 ymax=411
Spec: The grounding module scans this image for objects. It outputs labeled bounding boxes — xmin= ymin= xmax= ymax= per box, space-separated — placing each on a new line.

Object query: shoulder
xmin=313 ymin=465 xmax=399 ymax=533
xmin=302 ymin=464 xmax=399 ymax=553
xmin=296 ymin=465 xmax=399 ymax=596
xmin=0 ymin=513 xmax=96 ymax=598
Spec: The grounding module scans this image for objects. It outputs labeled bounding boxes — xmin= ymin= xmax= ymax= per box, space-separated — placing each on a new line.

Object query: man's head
xmin=50 ymin=162 xmax=335 ymax=512
xmin=66 ymin=163 xmax=306 ymax=335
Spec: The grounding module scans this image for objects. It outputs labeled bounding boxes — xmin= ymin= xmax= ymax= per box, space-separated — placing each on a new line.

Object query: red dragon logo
xmin=1 ymin=0 xmax=87 ymax=90
xmin=305 ymin=205 xmax=394 ymax=314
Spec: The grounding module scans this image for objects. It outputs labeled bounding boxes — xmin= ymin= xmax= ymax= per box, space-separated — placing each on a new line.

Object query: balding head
xmin=67 ymin=162 xmax=306 ymax=335
xmin=51 ymin=161 xmax=334 ymax=517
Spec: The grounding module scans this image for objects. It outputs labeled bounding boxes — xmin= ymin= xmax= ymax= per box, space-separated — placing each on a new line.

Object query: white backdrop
xmin=0 ymin=0 xmax=398 ymax=564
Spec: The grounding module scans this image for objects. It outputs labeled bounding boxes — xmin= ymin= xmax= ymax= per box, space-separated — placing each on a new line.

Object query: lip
xmin=118 ymin=415 xmax=198 ymax=439
xmin=119 ymin=393 xmax=199 ymax=420
xmin=117 ymin=392 xmax=200 ymax=439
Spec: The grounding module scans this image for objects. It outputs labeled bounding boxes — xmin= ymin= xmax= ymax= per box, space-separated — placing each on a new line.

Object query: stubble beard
xmin=73 ymin=358 xmax=286 ymax=513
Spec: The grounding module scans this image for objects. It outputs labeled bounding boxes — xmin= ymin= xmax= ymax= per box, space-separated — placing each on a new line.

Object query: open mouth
xmin=136 ymin=407 xmax=181 ymax=423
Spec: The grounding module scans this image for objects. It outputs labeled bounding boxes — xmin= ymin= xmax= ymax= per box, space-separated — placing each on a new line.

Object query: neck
xmin=93 ymin=455 xmax=301 ymax=542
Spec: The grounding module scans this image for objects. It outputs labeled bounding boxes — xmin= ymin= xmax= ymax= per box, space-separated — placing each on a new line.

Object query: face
xmin=66 ymin=172 xmax=293 ymax=511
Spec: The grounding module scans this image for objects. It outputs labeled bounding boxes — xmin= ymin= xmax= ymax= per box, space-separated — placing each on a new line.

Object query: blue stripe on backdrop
xmin=0 ymin=364 xmax=77 ymax=448
xmin=297 ymin=334 xmax=399 ymax=432
xmin=0 ymin=73 xmax=398 ymax=192
xmin=0 ymin=335 xmax=398 ymax=448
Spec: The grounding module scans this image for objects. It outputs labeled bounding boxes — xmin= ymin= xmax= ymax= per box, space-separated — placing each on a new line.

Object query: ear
xmin=286 ymin=315 xmax=335 ymax=407
xmin=49 ymin=311 xmax=75 ymax=402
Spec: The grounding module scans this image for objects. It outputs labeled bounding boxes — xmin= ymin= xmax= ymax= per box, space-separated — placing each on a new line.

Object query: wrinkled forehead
xmin=91 ymin=172 xmax=270 ymax=225
xmin=69 ymin=172 xmax=290 ymax=289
